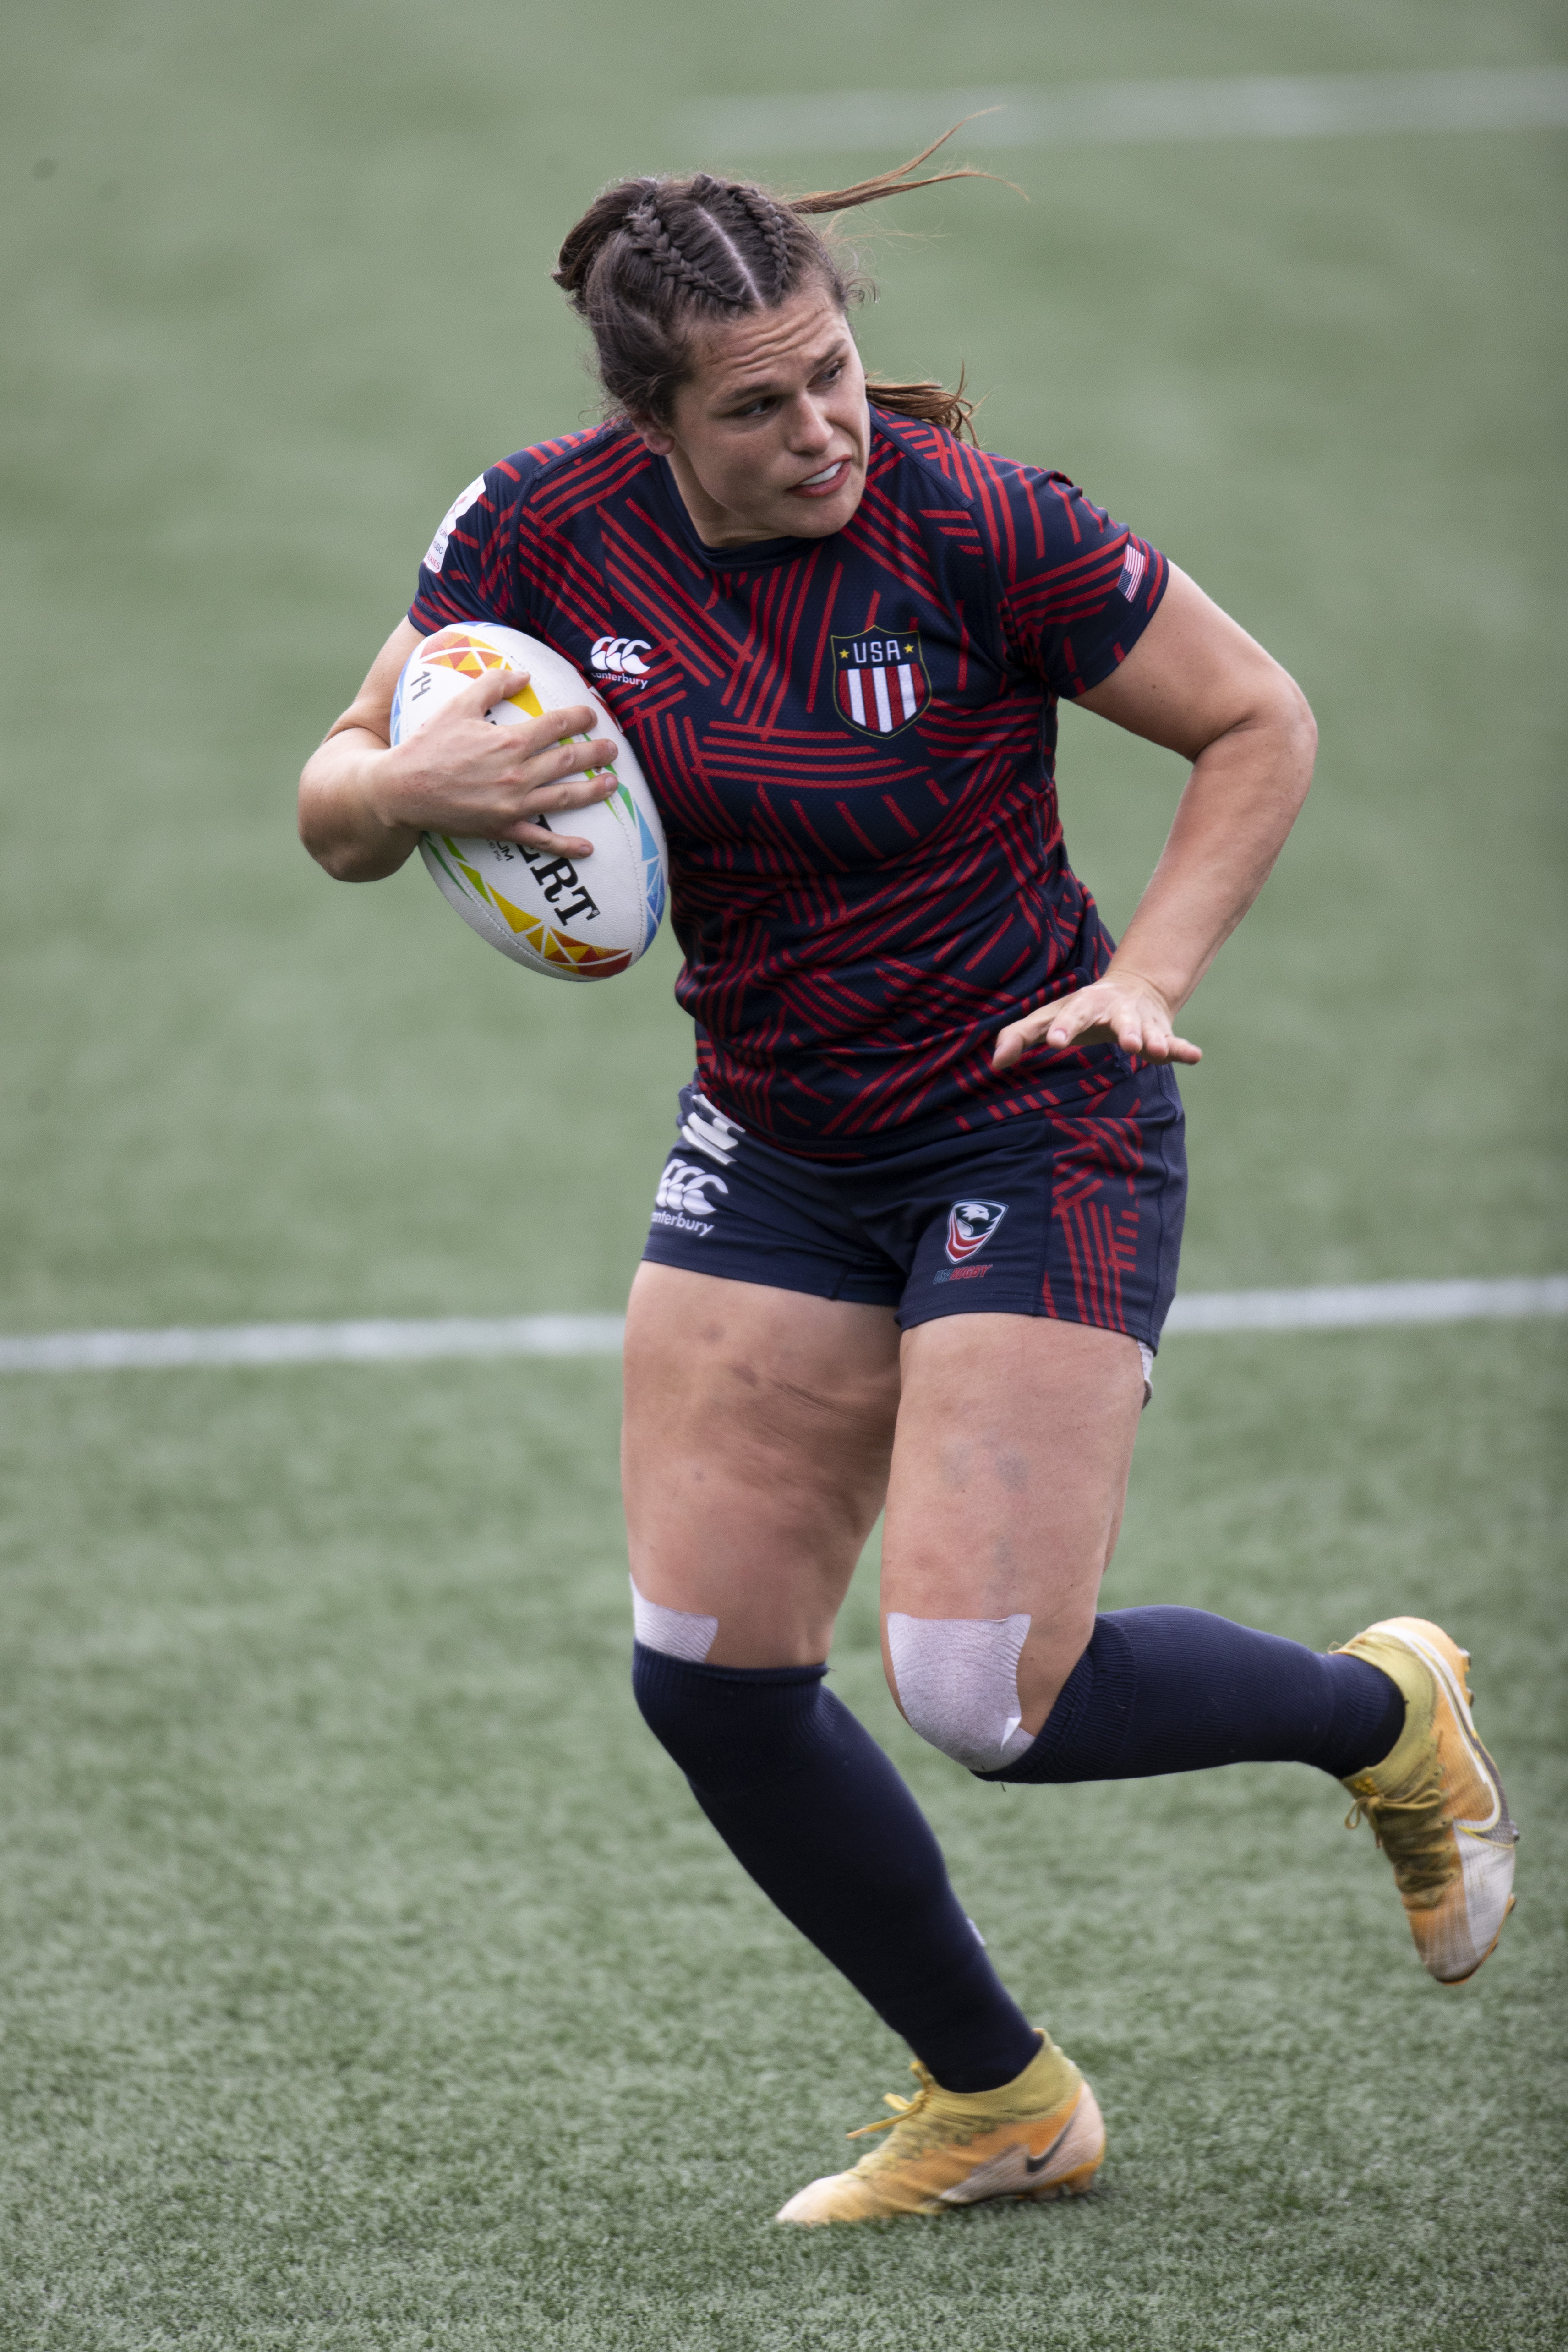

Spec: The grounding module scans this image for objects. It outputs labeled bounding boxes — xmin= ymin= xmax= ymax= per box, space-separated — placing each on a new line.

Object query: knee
xmin=632 ymin=1641 xmax=829 ymax=1792
xmin=884 ymin=1612 xmax=1040 ymax=1774
xmin=1012 ymin=1604 xmax=1100 ymax=1735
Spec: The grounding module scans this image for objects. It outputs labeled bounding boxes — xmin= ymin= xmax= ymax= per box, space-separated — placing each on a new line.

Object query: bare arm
xmin=298 ymin=618 xmax=623 ymax=883
xmin=994 ymin=564 xmax=1317 ymax=1070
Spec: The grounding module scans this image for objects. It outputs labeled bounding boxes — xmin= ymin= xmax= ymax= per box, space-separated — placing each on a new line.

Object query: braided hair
xmin=552 ymin=130 xmax=986 ymax=438
xmin=622 ymin=197 xmax=735 ymax=305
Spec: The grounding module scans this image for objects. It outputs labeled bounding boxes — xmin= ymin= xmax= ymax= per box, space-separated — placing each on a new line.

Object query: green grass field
xmin=2 ymin=1 xmax=1564 ymax=2344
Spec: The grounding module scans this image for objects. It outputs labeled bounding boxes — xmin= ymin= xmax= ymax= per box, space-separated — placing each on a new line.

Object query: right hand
xmin=371 ymin=665 xmax=620 ymax=857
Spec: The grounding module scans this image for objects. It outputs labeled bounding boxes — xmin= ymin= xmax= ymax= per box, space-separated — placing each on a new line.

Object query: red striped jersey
xmin=409 ymin=408 xmax=1168 ymax=1156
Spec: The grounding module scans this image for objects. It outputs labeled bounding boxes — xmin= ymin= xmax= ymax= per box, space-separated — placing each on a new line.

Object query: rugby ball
xmin=389 ymin=622 xmax=667 ymax=981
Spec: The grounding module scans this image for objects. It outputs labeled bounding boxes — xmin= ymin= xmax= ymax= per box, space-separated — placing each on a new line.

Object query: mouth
xmin=789 ymin=457 xmax=852 ymax=498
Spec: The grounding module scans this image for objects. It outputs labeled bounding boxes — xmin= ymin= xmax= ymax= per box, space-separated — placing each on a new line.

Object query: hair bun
xmin=552 ymin=179 xmax=663 ymax=306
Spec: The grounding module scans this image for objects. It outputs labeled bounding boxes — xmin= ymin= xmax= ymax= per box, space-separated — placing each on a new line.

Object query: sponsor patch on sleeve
xmin=423 ymin=475 xmax=487 ymax=574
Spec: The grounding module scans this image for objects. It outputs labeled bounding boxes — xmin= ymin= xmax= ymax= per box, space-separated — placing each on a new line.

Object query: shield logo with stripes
xmin=831 ymin=629 xmax=930 ymax=737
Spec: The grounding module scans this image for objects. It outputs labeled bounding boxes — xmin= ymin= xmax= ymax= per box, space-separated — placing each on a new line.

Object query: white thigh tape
xmin=886 ymin=1611 xmax=1036 ymax=1773
xmin=630 ymin=1576 xmax=718 ymax=1664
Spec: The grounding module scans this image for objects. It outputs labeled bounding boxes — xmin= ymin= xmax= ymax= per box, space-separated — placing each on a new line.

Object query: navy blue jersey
xmin=410 ymin=409 xmax=1168 ymax=1157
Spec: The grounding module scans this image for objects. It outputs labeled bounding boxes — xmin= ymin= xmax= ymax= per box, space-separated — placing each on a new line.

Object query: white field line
xmin=0 ymin=1280 xmax=1562 ymax=1374
xmin=1164 ymin=1275 xmax=1568 ymax=1335
xmin=682 ymin=68 xmax=1568 ymax=156
xmin=0 ymin=1316 xmax=628 ymax=1374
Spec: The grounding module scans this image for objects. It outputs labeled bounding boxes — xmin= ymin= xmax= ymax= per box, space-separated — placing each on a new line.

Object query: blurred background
xmin=5 ymin=0 xmax=1562 ymax=1327
xmin=2 ymin=5 xmax=1563 ymax=2347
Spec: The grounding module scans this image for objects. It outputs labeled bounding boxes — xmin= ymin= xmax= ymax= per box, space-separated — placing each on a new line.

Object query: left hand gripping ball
xmin=390 ymin=623 xmax=668 ymax=981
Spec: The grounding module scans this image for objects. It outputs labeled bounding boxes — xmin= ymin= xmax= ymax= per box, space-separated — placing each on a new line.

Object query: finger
xmin=1115 ymin=1028 xmax=1202 ymax=1066
xmin=506 ymin=775 xmax=618 ymax=842
xmin=997 ymin=994 xmax=1104 ymax=1067
xmin=991 ymin=1021 xmax=1022 ymax=1072
xmin=508 ymin=820 xmax=595 ymax=857
xmin=568 ymin=736 xmax=621 ymax=777
xmin=509 ymin=697 xmax=601 ymax=749
xmin=1044 ymin=1000 xmax=1104 ymax=1048
xmin=523 ymin=767 xmax=619 ymax=817
xmin=991 ymin=1013 xmax=1048 ymax=1071
xmin=466 ymin=673 xmax=604 ymax=752
xmin=466 ymin=665 xmax=533 ymax=713
xmin=508 ymin=733 xmax=618 ymax=787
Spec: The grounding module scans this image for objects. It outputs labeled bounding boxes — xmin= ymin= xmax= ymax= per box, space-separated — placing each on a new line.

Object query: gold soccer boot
xmin=1335 ymin=1616 xmax=1518 ymax=1984
xmin=776 ymin=2031 xmax=1104 ymax=2224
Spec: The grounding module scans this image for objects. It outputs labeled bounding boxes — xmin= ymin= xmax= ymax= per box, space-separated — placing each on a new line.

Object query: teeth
xmin=801 ymin=462 xmax=841 ymax=486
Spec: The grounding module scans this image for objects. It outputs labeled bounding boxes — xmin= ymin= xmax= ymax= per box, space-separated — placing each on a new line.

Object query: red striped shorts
xmin=642 ymin=1067 xmax=1186 ymax=1355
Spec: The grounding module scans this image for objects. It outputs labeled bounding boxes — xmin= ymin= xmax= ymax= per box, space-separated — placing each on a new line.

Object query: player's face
xmin=634 ymin=285 xmax=869 ymax=547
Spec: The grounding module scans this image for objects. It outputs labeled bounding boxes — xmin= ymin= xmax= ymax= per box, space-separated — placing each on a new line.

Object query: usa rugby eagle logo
xmin=945 ymin=1200 xmax=1008 ymax=1265
xmin=831 ymin=629 xmax=930 ymax=736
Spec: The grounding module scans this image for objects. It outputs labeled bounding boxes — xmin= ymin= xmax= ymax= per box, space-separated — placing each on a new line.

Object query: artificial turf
xmin=2 ymin=0 xmax=1564 ymax=2343
xmin=0 ymin=1327 xmax=1562 ymax=2349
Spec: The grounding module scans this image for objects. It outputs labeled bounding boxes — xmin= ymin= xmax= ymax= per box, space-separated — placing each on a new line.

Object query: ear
xmin=628 ymin=417 xmax=675 ymax=457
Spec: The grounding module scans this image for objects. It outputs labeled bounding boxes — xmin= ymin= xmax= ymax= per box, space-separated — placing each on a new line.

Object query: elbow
xmin=296 ymin=791 xmax=349 ymax=881
xmin=296 ymin=732 xmax=411 ymax=882
xmin=298 ymin=827 xmax=389 ymax=886
xmin=297 ymin=801 xmax=368 ymax=884
xmin=1271 ymin=671 xmax=1317 ymax=810
xmin=1285 ymin=674 xmax=1317 ymax=764
xmin=303 ymin=841 xmax=362 ymax=885
xmin=296 ymin=766 xmax=390 ymax=884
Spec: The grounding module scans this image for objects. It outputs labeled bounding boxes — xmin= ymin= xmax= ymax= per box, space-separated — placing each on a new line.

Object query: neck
xmin=660 ymin=444 xmax=787 ymax=549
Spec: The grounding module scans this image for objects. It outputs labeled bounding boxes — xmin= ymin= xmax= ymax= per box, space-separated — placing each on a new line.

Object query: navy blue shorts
xmin=641 ymin=1072 xmax=1187 ymax=1352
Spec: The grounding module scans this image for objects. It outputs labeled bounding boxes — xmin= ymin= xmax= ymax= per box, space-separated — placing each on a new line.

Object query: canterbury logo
xmin=590 ymin=636 xmax=652 ymax=678
xmin=655 ymin=1157 xmax=728 ymax=1220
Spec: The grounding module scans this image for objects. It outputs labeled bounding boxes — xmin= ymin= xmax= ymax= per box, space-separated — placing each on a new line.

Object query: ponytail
xmin=865 ymin=368 xmax=977 ymax=443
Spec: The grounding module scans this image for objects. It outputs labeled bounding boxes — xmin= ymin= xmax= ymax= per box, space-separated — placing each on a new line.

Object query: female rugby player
xmin=299 ymin=145 xmax=1517 ymax=2223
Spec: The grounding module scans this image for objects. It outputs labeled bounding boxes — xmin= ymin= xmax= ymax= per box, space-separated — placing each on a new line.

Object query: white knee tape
xmin=885 ymin=1612 xmax=1036 ymax=1773
xmin=630 ymin=1576 xmax=718 ymax=1664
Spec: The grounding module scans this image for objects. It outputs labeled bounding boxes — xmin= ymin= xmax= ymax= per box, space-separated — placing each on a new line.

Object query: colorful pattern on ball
xmin=390 ymin=620 xmax=667 ymax=984
xmin=421 ymin=834 xmax=635 ymax=977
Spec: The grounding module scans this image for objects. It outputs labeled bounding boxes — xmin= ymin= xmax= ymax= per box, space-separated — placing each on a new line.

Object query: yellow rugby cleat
xmin=775 ymin=2032 xmax=1104 ymax=2224
xmin=1334 ymin=1616 xmax=1518 ymax=1985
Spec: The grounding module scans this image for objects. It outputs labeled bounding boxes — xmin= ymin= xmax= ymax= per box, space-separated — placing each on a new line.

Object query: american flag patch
xmin=1116 ymin=542 xmax=1147 ymax=601
xmin=831 ymin=630 xmax=931 ymax=737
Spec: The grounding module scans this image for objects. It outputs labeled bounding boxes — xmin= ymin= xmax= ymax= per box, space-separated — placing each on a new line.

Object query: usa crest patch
xmin=945 ymin=1200 xmax=1008 ymax=1265
xmin=832 ymin=629 xmax=929 ymax=737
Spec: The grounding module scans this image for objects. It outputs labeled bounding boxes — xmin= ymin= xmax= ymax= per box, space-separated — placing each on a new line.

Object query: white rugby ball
xmin=389 ymin=622 xmax=667 ymax=982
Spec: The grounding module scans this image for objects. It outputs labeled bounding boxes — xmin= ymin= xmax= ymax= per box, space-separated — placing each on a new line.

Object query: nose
xmin=783 ymin=392 xmax=835 ymax=455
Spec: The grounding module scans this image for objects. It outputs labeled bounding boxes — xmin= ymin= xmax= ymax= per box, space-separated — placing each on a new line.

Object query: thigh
xmin=623 ymin=1262 xmax=902 ymax=1666
xmin=881 ymin=1314 xmax=1145 ymax=1731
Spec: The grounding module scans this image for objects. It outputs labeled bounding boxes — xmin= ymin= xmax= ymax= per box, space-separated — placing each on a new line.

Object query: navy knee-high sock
xmin=633 ymin=1643 xmax=1040 ymax=2094
xmin=979 ymin=1606 xmax=1406 ymax=1785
